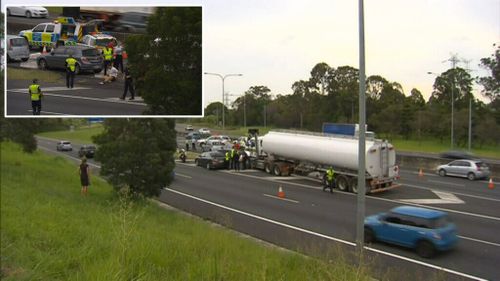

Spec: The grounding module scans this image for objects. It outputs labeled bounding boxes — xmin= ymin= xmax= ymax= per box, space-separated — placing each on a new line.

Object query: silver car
xmin=37 ymin=45 xmax=103 ymax=74
xmin=6 ymin=35 xmax=30 ymax=62
xmin=437 ymin=159 xmax=490 ymax=181
xmin=56 ymin=141 xmax=73 ymax=151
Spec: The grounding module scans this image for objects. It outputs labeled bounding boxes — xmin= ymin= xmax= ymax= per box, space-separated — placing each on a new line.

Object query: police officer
xmin=121 ymin=67 xmax=135 ymax=100
xmin=103 ymin=45 xmax=113 ymax=76
xmin=229 ymin=147 xmax=236 ymax=170
xmin=29 ymin=79 xmax=42 ymax=115
xmin=65 ymin=54 xmax=77 ymax=89
xmin=225 ymin=150 xmax=230 ymax=169
xmin=323 ymin=166 xmax=335 ymax=193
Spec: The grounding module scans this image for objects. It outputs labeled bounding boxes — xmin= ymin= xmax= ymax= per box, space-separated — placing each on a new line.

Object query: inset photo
xmin=5 ymin=6 xmax=202 ymax=116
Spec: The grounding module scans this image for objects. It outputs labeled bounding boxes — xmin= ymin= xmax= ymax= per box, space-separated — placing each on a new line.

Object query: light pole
xmin=428 ymin=71 xmax=454 ymax=149
xmin=204 ymin=72 xmax=243 ymax=129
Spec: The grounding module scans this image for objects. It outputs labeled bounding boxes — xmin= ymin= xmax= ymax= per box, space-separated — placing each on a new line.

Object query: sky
xmin=3 ymin=0 xmax=500 ymax=109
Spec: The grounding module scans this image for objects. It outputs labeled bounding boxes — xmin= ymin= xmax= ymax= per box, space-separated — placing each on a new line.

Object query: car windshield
xmin=81 ymin=49 xmax=99 ymax=57
xmin=11 ymin=38 xmax=28 ymax=46
xmin=62 ymin=142 xmax=71 ymax=145
xmin=96 ymin=39 xmax=114 ymax=47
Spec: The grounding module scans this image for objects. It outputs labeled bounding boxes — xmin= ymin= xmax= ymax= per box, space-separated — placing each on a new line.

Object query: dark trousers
xmin=323 ymin=179 xmax=334 ymax=193
xmin=114 ymin=55 xmax=123 ymax=72
xmin=31 ymin=100 xmax=41 ymax=115
xmin=122 ymin=79 xmax=135 ymax=99
xmin=66 ymin=70 xmax=75 ymax=88
xmin=103 ymin=60 xmax=112 ymax=75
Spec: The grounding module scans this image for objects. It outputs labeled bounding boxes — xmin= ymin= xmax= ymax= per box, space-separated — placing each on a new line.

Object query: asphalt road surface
xmin=7 ymin=73 xmax=147 ymax=116
xmin=36 ymin=136 xmax=500 ymax=281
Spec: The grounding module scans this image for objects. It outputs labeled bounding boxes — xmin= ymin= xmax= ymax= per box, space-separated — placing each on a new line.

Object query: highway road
xmin=36 ymin=136 xmax=500 ymax=281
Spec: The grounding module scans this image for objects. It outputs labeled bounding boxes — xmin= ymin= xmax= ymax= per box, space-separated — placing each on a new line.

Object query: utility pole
xmin=446 ymin=53 xmax=460 ymax=150
xmin=356 ymin=0 xmax=367 ymax=255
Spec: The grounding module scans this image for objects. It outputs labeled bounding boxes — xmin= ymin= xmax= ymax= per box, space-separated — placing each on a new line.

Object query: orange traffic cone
xmin=278 ymin=186 xmax=285 ymax=198
xmin=42 ymin=45 xmax=47 ymax=54
xmin=418 ymin=168 xmax=424 ymax=178
xmin=488 ymin=178 xmax=494 ymax=190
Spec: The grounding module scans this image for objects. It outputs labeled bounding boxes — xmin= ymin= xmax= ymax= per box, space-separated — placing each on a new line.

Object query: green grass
xmin=1 ymin=141 xmax=378 ymax=281
xmin=7 ymin=68 xmax=63 ymax=83
xmin=38 ymin=124 xmax=104 ymax=144
xmin=45 ymin=7 xmax=63 ymax=16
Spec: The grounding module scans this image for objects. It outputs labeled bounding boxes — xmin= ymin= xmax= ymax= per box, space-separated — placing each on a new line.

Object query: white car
xmin=56 ymin=141 xmax=73 ymax=151
xmin=198 ymin=128 xmax=211 ymax=134
xmin=197 ymin=135 xmax=230 ymax=147
xmin=7 ymin=6 xmax=48 ymax=18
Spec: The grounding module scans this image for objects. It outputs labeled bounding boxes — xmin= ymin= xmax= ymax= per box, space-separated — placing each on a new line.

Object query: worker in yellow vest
xmin=65 ymin=54 xmax=78 ymax=89
xmin=103 ymin=45 xmax=113 ymax=76
xmin=323 ymin=166 xmax=335 ymax=193
xmin=28 ymin=79 xmax=42 ymax=115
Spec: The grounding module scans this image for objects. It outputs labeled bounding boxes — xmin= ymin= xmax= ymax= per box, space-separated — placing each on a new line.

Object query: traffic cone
xmin=42 ymin=46 xmax=47 ymax=54
xmin=278 ymin=185 xmax=285 ymax=198
xmin=418 ymin=168 xmax=424 ymax=178
xmin=488 ymin=178 xmax=494 ymax=190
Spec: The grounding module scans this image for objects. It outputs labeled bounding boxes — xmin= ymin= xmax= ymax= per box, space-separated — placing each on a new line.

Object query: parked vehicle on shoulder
xmin=198 ymin=128 xmax=211 ymax=134
xmin=56 ymin=141 xmax=72 ymax=151
xmin=78 ymin=145 xmax=96 ymax=158
xmin=437 ymin=159 xmax=490 ymax=181
xmin=364 ymin=206 xmax=458 ymax=258
xmin=195 ymin=151 xmax=227 ymax=170
xmin=6 ymin=35 xmax=30 ymax=62
xmin=37 ymin=45 xmax=103 ymax=74
xmin=7 ymin=6 xmax=48 ymax=18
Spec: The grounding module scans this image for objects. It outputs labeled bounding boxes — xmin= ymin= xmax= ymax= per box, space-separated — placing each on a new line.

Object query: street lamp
xmin=428 ymin=71 xmax=454 ymax=149
xmin=204 ymin=72 xmax=243 ymax=129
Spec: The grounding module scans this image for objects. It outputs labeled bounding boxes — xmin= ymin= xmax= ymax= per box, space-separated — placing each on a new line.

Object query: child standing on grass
xmin=79 ymin=158 xmax=90 ymax=196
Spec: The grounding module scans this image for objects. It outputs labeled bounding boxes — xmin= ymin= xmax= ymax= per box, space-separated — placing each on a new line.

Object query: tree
xmin=126 ymin=7 xmax=202 ymax=115
xmin=429 ymin=67 xmax=473 ymax=111
xmin=92 ymin=119 xmax=177 ymax=197
xmin=477 ymin=44 xmax=500 ymax=102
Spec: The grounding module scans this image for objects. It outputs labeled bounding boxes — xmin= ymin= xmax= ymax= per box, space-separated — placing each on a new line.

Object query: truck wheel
xmin=273 ymin=165 xmax=281 ymax=176
xmin=336 ymin=175 xmax=349 ymax=192
xmin=350 ymin=179 xmax=358 ymax=194
xmin=264 ymin=164 xmax=272 ymax=174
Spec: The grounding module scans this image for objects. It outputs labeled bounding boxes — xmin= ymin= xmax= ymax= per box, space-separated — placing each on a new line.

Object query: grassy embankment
xmin=8 ymin=68 xmax=63 ymax=83
xmin=1 ymin=142 xmax=376 ymax=281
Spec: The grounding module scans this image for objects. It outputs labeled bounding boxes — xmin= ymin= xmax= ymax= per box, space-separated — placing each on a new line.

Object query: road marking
xmin=400 ymin=190 xmax=464 ymax=204
xmin=263 ymin=193 xmax=299 ymax=203
xmin=10 ymin=87 xmax=91 ymax=92
xmin=403 ymin=183 xmax=500 ymax=203
xmin=265 ymin=176 xmax=305 ymax=181
xmin=175 ymin=173 xmax=192 ymax=179
xmin=428 ymin=180 xmax=465 ymax=187
xmin=459 ymin=235 xmax=500 ymax=247
xmin=200 ymin=168 xmax=500 ymax=221
xmin=164 ymin=187 xmax=488 ymax=281
xmin=28 ymin=110 xmax=67 ymax=115
xmin=37 ymin=146 xmax=101 ymax=168
xmin=8 ymin=90 xmax=147 ymax=106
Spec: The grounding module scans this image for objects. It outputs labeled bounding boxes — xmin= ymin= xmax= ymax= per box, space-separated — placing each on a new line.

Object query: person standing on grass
xmin=79 ymin=158 xmax=90 ymax=196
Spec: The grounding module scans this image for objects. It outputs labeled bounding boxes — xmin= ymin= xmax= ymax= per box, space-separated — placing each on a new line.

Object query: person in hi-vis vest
xmin=65 ymin=54 xmax=77 ymax=89
xmin=29 ymin=79 xmax=42 ymax=115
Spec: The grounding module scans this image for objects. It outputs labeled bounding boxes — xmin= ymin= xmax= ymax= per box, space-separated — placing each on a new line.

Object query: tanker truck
xmin=249 ymin=130 xmax=400 ymax=194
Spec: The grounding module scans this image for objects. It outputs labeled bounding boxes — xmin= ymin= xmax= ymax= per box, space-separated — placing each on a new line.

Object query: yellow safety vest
xmin=29 ymin=84 xmax=41 ymax=101
xmin=103 ymin=48 xmax=113 ymax=61
xmin=225 ymin=152 xmax=230 ymax=161
xmin=326 ymin=168 xmax=335 ymax=181
xmin=66 ymin=57 xmax=77 ymax=72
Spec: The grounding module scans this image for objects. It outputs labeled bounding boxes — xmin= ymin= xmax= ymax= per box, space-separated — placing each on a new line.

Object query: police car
xmin=19 ymin=17 xmax=104 ymax=50
xmin=81 ymin=33 xmax=118 ymax=52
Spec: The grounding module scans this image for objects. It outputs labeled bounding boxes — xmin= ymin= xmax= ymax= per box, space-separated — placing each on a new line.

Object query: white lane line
xmin=428 ymin=180 xmax=465 ymax=187
xmin=400 ymin=190 xmax=464 ymax=205
xmin=404 ymin=183 xmax=500 ymax=203
xmin=165 ymin=187 xmax=488 ymax=281
xmin=207 ymin=168 xmax=500 ymax=221
xmin=10 ymin=87 xmax=91 ymax=92
xmin=28 ymin=110 xmax=67 ymax=115
xmin=459 ymin=235 xmax=500 ymax=247
xmin=175 ymin=173 xmax=192 ymax=179
xmin=37 ymin=146 xmax=101 ymax=168
xmin=263 ymin=193 xmax=300 ymax=203
xmin=9 ymin=90 xmax=147 ymax=106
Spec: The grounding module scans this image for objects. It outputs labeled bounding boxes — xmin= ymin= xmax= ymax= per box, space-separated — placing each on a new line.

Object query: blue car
xmin=364 ymin=206 xmax=458 ymax=258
